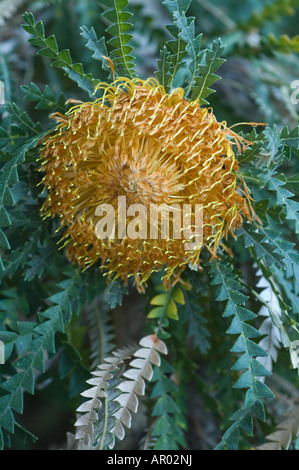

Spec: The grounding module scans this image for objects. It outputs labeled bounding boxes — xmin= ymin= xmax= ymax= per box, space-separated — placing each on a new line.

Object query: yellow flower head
xmin=40 ymin=77 xmax=253 ymax=290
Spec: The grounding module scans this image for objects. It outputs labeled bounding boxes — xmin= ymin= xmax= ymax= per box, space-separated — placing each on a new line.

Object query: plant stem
xmin=98 ymin=392 xmax=109 ymax=450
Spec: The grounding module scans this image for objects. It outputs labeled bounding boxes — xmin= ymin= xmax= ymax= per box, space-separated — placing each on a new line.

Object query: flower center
xmin=99 ymin=136 xmax=184 ymax=208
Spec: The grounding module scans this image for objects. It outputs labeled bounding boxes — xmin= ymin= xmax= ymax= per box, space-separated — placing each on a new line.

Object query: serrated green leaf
xmin=0 ymin=230 xmax=10 ymax=250
xmin=239 ymin=224 xmax=286 ymax=269
xmin=231 ymin=353 xmax=251 ymax=371
xmin=21 ymin=13 xmax=96 ymax=96
xmin=268 ymin=176 xmax=299 ymax=234
xmin=210 ymin=258 xmax=273 ymax=450
xmin=173 ymin=11 xmax=202 ymax=94
xmin=21 ymin=82 xmax=66 ymax=112
xmin=152 ymin=394 xmax=181 ymax=416
xmin=155 ymin=46 xmax=172 ymax=90
xmin=163 ymin=0 xmax=192 ymax=15
xmin=101 ymin=0 xmax=136 ymax=78
xmin=183 ymin=291 xmax=210 ymax=354
xmin=158 ymin=2 xmax=190 ymax=89
xmin=233 ymin=369 xmax=253 ymax=390
xmin=106 ymin=280 xmax=128 ymax=309
xmin=191 ymin=38 xmax=226 ymax=103
xmin=0 ymin=397 xmax=14 ymax=432
xmin=80 ymin=26 xmax=109 ymax=71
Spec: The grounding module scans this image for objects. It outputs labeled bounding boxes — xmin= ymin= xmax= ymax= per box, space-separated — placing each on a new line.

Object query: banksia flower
xmin=40 ymin=77 xmax=254 ymax=290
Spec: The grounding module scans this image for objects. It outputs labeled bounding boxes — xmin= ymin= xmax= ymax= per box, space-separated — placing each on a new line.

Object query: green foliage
xmin=21 ymin=82 xmax=67 ymax=113
xmin=0 ymin=0 xmax=299 ymax=452
xmin=182 ymin=274 xmax=210 ymax=354
xmin=209 ymin=258 xmax=273 ymax=449
xmin=0 ymin=268 xmax=88 ymax=444
xmin=148 ymin=283 xmax=185 ymax=324
xmin=189 ymin=37 xmax=226 ymax=103
xmin=150 ymin=358 xmax=186 ymax=450
xmin=0 ymin=123 xmax=43 ymax=279
xmin=268 ymin=176 xmax=299 ymax=233
xmin=159 ymin=0 xmax=226 ymax=100
xmin=22 ymin=11 xmax=97 ymax=96
xmin=80 ymin=26 xmax=110 ymax=74
xmin=100 ymin=0 xmax=136 ymax=78
xmin=157 ymin=0 xmax=190 ymax=90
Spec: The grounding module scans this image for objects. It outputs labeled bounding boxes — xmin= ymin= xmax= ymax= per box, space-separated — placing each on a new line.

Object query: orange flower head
xmin=40 ymin=77 xmax=253 ymax=290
